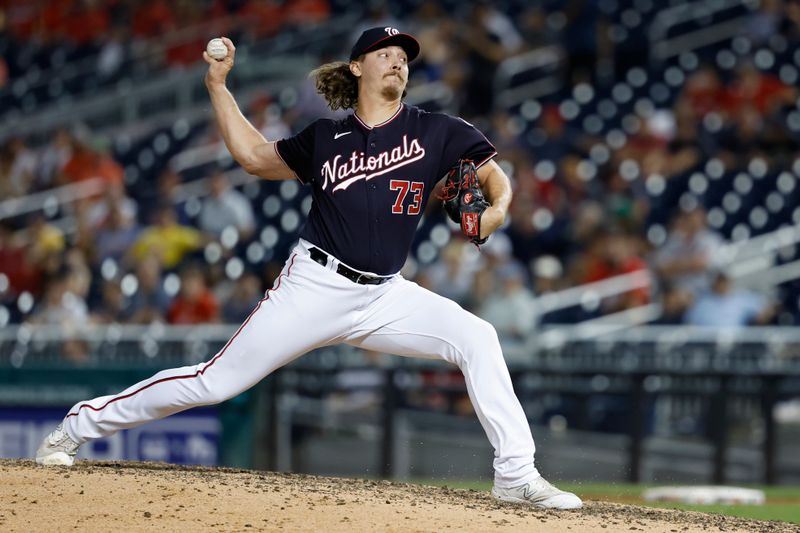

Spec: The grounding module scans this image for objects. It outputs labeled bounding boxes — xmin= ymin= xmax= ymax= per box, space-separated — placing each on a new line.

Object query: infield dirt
xmin=0 ymin=459 xmax=795 ymax=532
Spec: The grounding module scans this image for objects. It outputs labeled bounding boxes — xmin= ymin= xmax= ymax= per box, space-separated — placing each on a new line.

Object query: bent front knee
xmin=475 ymin=318 xmax=501 ymax=347
xmin=455 ymin=318 xmax=502 ymax=359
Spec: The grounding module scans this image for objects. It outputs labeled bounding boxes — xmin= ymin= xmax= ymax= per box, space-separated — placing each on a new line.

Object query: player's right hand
xmin=204 ymin=37 xmax=235 ymax=86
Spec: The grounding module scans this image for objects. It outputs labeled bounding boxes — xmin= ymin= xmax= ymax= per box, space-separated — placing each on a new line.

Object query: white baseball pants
xmin=62 ymin=239 xmax=538 ymax=487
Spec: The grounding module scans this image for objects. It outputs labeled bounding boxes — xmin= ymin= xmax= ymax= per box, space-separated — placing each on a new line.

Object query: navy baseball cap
xmin=349 ymin=27 xmax=420 ymax=62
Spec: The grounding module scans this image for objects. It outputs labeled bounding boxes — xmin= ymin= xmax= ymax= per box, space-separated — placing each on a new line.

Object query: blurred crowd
xmin=0 ymin=0 xmax=331 ymax=83
xmin=2 ymin=0 xmax=800 ymax=354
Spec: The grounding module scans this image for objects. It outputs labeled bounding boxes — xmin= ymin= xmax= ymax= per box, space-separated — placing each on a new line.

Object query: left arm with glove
xmin=440 ymin=158 xmax=512 ymax=245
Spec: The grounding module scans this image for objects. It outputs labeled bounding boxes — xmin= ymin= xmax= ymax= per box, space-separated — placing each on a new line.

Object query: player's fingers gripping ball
xmin=440 ymin=159 xmax=490 ymax=246
xmin=206 ymin=38 xmax=228 ymax=61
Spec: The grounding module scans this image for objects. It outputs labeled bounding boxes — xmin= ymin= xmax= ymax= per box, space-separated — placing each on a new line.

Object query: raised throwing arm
xmin=203 ymin=37 xmax=294 ymax=181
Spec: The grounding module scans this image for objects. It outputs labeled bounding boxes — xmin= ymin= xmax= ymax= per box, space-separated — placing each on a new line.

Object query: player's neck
xmin=354 ymin=98 xmax=401 ymax=127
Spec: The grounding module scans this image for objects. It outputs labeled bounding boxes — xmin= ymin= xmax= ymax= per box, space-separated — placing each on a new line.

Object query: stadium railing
xmin=0 ymin=178 xmax=105 ymax=221
xmin=649 ymin=0 xmax=754 ymax=62
xmin=493 ymin=46 xmax=565 ymax=110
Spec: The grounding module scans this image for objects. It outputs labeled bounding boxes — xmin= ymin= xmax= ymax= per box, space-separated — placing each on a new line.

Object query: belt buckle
xmin=355 ymin=273 xmax=366 ymax=284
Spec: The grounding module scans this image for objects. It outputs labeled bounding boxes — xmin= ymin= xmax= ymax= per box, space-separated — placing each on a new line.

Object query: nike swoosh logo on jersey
xmin=334 ymin=131 xmax=352 ymax=139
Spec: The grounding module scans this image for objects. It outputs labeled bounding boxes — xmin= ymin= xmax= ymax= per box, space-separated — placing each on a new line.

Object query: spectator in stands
xmin=87 ymin=182 xmax=138 ymax=230
xmin=0 ymin=138 xmax=36 ymax=198
xmin=530 ymin=106 xmax=580 ymax=163
xmin=783 ymin=1 xmax=800 ymax=43
xmin=283 ymin=0 xmax=331 ymax=27
xmin=669 ymin=101 xmax=709 ymax=167
xmin=622 ymin=112 xmax=665 ymax=165
xmin=477 ymin=260 xmax=537 ymax=342
xmin=0 ymin=222 xmax=42 ymax=304
xmin=464 ymin=231 xmax=517 ymax=310
xmin=677 ymin=64 xmax=729 ymax=121
xmin=289 ymin=53 xmax=350 ymax=125
xmin=249 ymin=93 xmax=291 ymax=141
xmin=504 ymin=188 xmax=568 ymax=265
xmin=27 ymin=213 xmax=66 ymax=271
xmin=562 ymin=0 xmax=605 ymax=84
xmin=94 ymin=200 xmax=142 ymax=265
xmin=58 ymin=137 xmax=124 ymax=188
xmin=746 ymin=0 xmax=785 ymax=45
xmin=36 ymin=128 xmax=73 ymax=190
xmin=91 ymin=279 xmax=130 ymax=324
xmin=28 ymin=267 xmax=90 ymax=364
xmin=684 ymin=270 xmax=776 ymax=327
xmin=198 ymin=170 xmax=255 ymax=240
xmin=142 ymin=168 xmax=190 ymax=225
xmin=164 ymin=1 xmax=210 ymax=67
xmin=530 ymin=255 xmax=578 ymax=325
xmin=530 ymin=255 xmax=563 ymax=296
xmin=461 ymin=1 xmax=524 ymax=116
xmin=63 ymin=0 xmax=111 ymax=48
xmin=221 ymin=271 xmax=263 ymax=323
xmin=579 ymin=229 xmax=650 ymax=313
xmin=559 ymin=154 xmax=600 ymax=208
xmin=63 ymin=247 xmax=92 ymax=300
xmin=417 ymin=240 xmax=479 ymax=308
xmin=167 ymin=265 xmax=219 ymax=324
xmin=718 ymin=103 xmax=768 ymax=165
xmin=128 ymin=203 xmax=206 ymax=270
xmin=131 ymin=0 xmax=176 ymax=39
xmin=409 ymin=3 xmax=456 ymax=84
xmin=652 ymin=206 xmax=723 ymax=295
xmin=238 ymin=0 xmax=284 ymax=40
xmin=487 ymin=111 xmax=529 ymax=166
xmin=653 ymin=282 xmax=694 ymax=325
xmin=518 ymin=6 xmax=562 ymax=51
xmin=127 ymin=255 xmax=171 ymax=324
xmin=602 ymin=163 xmax=649 ymax=232
xmin=726 ymin=60 xmax=796 ymax=117
xmin=29 ymin=270 xmax=81 ymax=326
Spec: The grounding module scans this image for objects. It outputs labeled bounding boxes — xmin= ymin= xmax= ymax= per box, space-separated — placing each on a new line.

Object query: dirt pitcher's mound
xmin=0 ymin=459 xmax=793 ymax=532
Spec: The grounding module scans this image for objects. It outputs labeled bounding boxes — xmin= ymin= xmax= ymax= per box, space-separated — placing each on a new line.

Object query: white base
xmin=643 ymin=486 xmax=765 ymax=505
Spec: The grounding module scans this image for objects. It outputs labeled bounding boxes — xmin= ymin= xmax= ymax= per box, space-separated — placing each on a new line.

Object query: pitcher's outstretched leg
xmin=36 ymin=253 xmax=353 ymax=466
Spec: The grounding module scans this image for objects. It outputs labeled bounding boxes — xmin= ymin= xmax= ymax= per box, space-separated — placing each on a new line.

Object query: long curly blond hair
xmin=310 ymin=61 xmax=359 ymax=111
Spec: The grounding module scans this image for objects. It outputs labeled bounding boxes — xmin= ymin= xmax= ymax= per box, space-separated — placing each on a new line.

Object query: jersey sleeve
xmin=275 ymin=121 xmax=317 ymax=184
xmin=438 ymin=115 xmax=497 ymax=180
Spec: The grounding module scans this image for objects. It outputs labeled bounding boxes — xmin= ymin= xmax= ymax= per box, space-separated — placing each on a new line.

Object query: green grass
xmin=418 ymin=480 xmax=800 ymax=525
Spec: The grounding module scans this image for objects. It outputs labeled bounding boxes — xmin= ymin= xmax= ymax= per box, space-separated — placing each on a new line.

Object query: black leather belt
xmin=308 ymin=247 xmax=392 ymax=285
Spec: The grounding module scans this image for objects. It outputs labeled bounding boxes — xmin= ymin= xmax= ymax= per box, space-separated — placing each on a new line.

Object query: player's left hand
xmin=440 ymin=159 xmax=491 ymax=246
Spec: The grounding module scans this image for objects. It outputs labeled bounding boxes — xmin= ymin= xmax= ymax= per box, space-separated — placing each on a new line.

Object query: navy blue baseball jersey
xmin=275 ymin=103 xmax=497 ymax=275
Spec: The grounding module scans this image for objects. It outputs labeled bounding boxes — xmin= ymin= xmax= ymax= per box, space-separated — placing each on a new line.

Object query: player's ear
xmin=349 ymin=60 xmax=361 ymax=78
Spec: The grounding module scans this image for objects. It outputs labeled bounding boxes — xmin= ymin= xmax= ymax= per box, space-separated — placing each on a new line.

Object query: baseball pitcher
xmin=36 ymin=27 xmax=581 ymax=510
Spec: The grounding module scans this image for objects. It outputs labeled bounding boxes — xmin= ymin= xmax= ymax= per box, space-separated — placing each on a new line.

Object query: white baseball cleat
xmin=35 ymin=423 xmax=80 ymax=466
xmin=492 ymin=476 xmax=583 ymax=509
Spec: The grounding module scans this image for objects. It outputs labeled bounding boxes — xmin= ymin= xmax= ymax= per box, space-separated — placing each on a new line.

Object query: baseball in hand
xmin=206 ymin=38 xmax=228 ymax=61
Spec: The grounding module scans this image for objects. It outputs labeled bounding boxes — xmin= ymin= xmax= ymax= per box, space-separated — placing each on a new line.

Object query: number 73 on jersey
xmin=390 ymin=179 xmax=424 ymax=215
